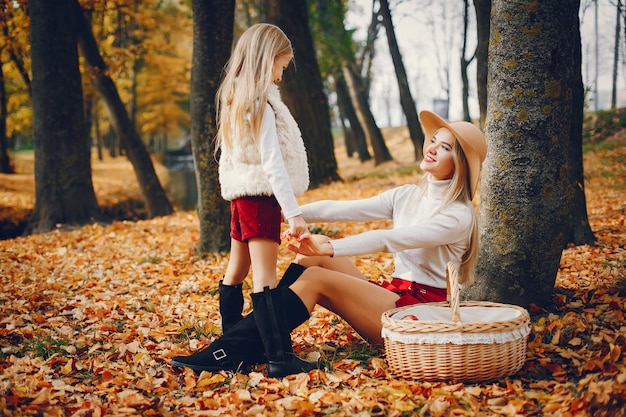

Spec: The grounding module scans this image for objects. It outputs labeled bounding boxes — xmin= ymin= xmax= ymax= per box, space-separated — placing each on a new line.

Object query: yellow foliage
xmin=3 ymin=0 xmax=193 ymax=143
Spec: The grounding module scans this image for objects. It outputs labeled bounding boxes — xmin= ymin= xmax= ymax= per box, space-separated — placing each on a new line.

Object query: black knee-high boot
xmin=171 ymin=263 xmax=308 ymax=373
xmin=218 ymin=280 xmax=244 ymax=333
xmin=171 ymin=287 xmax=312 ymax=374
xmin=251 ymin=286 xmax=319 ymax=378
xmin=276 ymin=263 xmax=305 ymax=288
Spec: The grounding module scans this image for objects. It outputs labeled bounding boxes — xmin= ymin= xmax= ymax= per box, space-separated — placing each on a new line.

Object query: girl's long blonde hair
xmin=215 ymin=23 xmax=293 ymax=152
xmin=419 ymin=128 xmax=478 ymax=286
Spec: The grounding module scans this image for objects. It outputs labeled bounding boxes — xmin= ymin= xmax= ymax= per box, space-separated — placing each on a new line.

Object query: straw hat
xmin=419 ymin=110 xmax=487 ymax=200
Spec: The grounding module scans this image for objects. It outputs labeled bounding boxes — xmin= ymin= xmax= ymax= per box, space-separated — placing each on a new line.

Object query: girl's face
xmin=272 ymin=54 xmax=292 ymax=83
xmin=420 ymin=128 xmax=457 ymax=180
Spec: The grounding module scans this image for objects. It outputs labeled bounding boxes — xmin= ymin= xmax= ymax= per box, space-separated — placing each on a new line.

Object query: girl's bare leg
xmin=294 ymin=254 xmax=365 ymax=279
xmin=290 ymin=266 xmax=399 ymax=347
xmin=222 ymin=238 xmax=251 ymax=286
xmin=248 ymin=238 xmax=279 ymax=292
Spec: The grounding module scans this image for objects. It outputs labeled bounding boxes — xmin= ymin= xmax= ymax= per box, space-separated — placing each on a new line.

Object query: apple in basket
xmin=401 ymin=314 xmax=419 ymax=321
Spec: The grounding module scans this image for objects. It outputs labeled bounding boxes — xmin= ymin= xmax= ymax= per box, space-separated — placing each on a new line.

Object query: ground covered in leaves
xmin=1 ymin=133 xmax=625 ymax=416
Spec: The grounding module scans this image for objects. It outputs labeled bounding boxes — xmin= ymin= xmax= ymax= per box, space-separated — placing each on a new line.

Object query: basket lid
xmin=392 ymin=305 xmax=523 ymax=324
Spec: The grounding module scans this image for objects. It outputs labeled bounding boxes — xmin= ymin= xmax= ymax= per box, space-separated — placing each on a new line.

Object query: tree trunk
xmin=466 ymin=0 xmax=579 ymax=308
xmin=473 ymin=0 xmax=490 ymax=129
xmin=190 ymin=0 xmax=233 ymax=254
xmin=378 ymin=0 xmax=424 ymax=161
xmin=358 ymin=4 xmax=381 ymax=101
xmin=461 ymin=0 xmax=475 ymax=122
xmin=335 ymin=73 xmax=371 ymax=163
xmin=611 ymin=0 xmax=621 ymax=109
xmin=594 ymin=0 xmax=599 ymax=111
xmin=0 ymin=57 xmax=13 ymax=174
xmin=73 ymin=0 xmax=173 ymax=218
xmin=26 ymin=0 xmax=105 ymax=235
xmin=342 ymin=63 xmax=392 ymax=166
xmin=93 ymin=97 xmax=103 ymax=161
xmin=564 ymin=4 xmax=596 ymax=246
xmin=265 ymin=0 xmax=340 ymax=186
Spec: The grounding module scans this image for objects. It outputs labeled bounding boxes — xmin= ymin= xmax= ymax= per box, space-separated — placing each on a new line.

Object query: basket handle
xmin=446 ymin=261 xmax=461 ymax=323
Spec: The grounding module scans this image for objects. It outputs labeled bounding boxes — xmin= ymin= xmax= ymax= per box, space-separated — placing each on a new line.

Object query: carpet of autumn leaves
xmin=1 ymin=133 xmax=625 ymax=416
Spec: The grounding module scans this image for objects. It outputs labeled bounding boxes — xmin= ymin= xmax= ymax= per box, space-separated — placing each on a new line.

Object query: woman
xmin=171 ymin=110 xmax=487 ymax=376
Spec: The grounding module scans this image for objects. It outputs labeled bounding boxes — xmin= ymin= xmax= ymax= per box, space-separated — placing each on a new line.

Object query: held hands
xmin=281 ymin=215 xmax=311 ymax=241
xmin=285 ymin=233 xmax=334 ymax=257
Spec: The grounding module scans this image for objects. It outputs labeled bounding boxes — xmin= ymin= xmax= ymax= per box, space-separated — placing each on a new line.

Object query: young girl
xmin=172 ymin=110 xmax=486 ymax=377
xmin=213 ymin=23 xmax=315 ymax=377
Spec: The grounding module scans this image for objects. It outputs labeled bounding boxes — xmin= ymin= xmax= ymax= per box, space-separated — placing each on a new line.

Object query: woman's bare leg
xmin=289 ymin=266 xmax=399 ymax=347
xmin=248 ymin=238 xmax=279 ymax=292
xmin=222 ymin=238 xmax=251 ymax=286
xmin=294 ymin=254 xmax=365 ymax=279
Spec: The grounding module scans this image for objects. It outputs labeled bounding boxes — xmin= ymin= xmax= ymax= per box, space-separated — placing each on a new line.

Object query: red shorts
xmin=230 ymin=196 xmax=282 ymax=244
xmin=380 ymin=278 xmax=447 ymax=307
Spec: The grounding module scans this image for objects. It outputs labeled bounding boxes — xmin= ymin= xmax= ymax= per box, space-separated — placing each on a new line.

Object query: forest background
xmin=0 ymin=0 xmax=625 ymax=415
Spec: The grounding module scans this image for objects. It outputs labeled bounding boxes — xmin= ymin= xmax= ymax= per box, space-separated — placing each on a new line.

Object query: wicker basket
xmin=381 ymin=262 xmax=531 ymax=382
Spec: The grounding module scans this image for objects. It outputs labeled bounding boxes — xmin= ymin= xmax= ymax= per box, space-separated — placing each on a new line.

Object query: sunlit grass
xmin=20 ymin=335 xmax=71 ymax=359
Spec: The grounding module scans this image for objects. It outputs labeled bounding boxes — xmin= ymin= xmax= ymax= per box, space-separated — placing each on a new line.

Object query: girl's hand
xmin=286 ymin=234 xmax=334 ymax=257
xmin=281 ymin=215 xmax=310 ymax=241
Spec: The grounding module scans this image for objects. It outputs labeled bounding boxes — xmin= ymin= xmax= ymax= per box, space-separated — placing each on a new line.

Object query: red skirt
xmin=380 ymin=278 xmax=447 ymax=307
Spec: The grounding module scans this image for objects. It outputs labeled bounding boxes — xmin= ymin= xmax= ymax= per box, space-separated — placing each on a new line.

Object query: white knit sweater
xmin=300 ymin=177 xmax=474 ymax=289
xmin=218 ymin=84 xmax=309 ymax=219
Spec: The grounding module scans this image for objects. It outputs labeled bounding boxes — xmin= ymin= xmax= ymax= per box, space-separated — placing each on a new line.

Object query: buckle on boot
xmin=213 ymin=349 xmax=227 ymax=361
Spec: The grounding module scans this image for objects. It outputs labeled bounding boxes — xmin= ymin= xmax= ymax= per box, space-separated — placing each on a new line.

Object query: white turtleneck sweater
xmin=300 ymin=177 xmax=474 ymax=289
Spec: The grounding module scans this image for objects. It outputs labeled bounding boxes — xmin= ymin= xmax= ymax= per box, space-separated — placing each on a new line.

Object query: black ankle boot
xmin=251 ymin=286 xmax=318 ymax=378
xmin=171 ymin=313 xmax=260 ymax=373
xmin=218 ymin=280 xmax=244 ymax=333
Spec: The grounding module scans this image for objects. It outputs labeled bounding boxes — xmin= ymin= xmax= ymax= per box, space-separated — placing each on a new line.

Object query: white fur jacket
xmin=218 ymin=84 xmax=309 ymax=202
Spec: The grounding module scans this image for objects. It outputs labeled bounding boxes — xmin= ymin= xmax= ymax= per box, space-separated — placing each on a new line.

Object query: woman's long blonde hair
xmin=419 ymin=128 xmax=479 ymax=286
xmin=450 ymin=141 xmax=479 ymax=286
xmin=215 ymin=23 xmax=293 ymax=152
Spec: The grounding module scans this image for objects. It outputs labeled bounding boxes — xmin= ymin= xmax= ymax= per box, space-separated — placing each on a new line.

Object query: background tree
xmin=343 ymin=61 xmax=392 ymax=165
xmin=26 ymin=0 xmax=105 ymax=234
xmin=190 ymin=0 xmax=234 ymax=253
xmin=0 ymin=1 xmax=30 ymax=94
xmin=0 ymin=53 xmax=13 ymax=173
xmin=131 ymin=3 xmax=192 ymax=152
xmin=427 ymin=1 xmax=454 ymax=117
xmin=350 ymin=3 xmax=393 ymax=165
xmin=564 ymin=2 xmax=596 ymax=246
xmin=1 ymin=0 xmax=30 ymax=172
xmin=308 ymin=0 xmax=371 ymax=162
xmin=335 ymin=73 xmax=371 ymax=162
xmin=358 ymin=4 xmax=382 ymax=100
xmin=265 ymin=0 xmax=341 ymax=186
xmin=473 ymin=0 xmax=490 ymax=129
xmin=466 ymin=0 xmax=580 ymax=308
xmin=73 ymin=0 xmax=174 ymax=219
xmin=460 ymin=0 xmax=475 ymax=122
xmin=611 ymin=0 xmax=622 ymax=109
xmin=338 ymin=2 xmax=392 ymax=166
xmin=378 ymin=0 xmax=424 ymax=160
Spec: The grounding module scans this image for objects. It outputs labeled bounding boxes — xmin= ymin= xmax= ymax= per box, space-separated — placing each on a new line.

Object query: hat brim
xmin=419 ymin=111 xmax=486 ymax=200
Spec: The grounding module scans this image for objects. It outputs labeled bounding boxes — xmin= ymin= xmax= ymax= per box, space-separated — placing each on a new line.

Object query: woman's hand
xmin=285 ymin=233 xmax=334 ymax=257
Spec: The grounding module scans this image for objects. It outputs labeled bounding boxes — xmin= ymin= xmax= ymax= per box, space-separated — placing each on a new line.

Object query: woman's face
xmin=420 ymin=127 xmax=457 ymax=180
xmin=272 ymin=54 xmax=292 ymax=83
